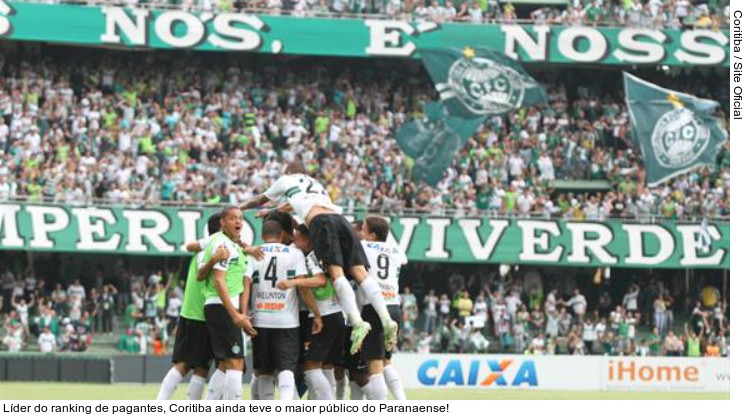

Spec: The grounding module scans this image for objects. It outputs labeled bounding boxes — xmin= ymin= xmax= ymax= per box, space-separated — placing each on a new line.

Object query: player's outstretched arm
xmin=277 ymin=273 xmax=326 ymax=290
xmin=239 ymin=194 xmax=270 ymax=211
xmin=185 ymin=241 xmax=203 ymax=253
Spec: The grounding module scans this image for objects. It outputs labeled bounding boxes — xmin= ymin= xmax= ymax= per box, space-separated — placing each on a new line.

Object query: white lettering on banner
xmin=502 ymin=25 xmax=549 ymax=61
xmin=154 ymin=11 xmax=205 ymax=48
xmin=122 ymin=210 xmax=175 ymax=252
xmin=424 ymin=218 xmax=451 ymax=259
xmin=364 ymin=20 xmax=416 ymax=57
xmin=208 ymin=14 xmax=264 ymax=51
xmin=72 ymin=208 xmax=121 ymax=251
xmin=100 ymin=6 xmax=150 ymax=45
xmin=384 ymin=216 xmax=420 ymax=255
xmin=614 ymin=29 xmax=667 ymax=64
xmin=0 ymin=204 xmax=23 ymax=246
xmin=677 ymin=225 xmax=726 ymax=266
xmin=566 ymin=223 xmax=618 ymax=264
xmin=621 ymin=224 xmax=674 ymax=265
xmin=26 ymin=206 xmax=70 ymax=249
xmin=675 ymin=30 xmax=729 ymax=65
xmin=0 ymin=0 xmax=12 ymax=36
xmin=458 ymin=219 xmax=509 ymax=260
xmin=557 ymin=27 xmax=608 ymax=63
xmin=518 ymin=220 xmax=563 ymax=263
xmin=177 ymin=210 xmax=202 ymax=250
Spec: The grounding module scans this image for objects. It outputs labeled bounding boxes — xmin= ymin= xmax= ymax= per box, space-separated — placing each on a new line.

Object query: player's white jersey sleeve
xmin=305 ymin=251 xmax=325 ymax=277
xmin=291 ymin=247 xmax=309 ymax=278
xmin=264 ymin=175 xmax=290 ymax=201
xmin=386 ymin=233 xmax=408 ymax=266
xmin=208 ymin=236 xmax=240 ymax=272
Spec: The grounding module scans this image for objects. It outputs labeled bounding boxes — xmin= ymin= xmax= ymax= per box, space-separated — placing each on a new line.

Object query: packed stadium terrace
xmin=28 ymin=0 xmax=731 ymax=29
xmin=0 ymin=46 xmax=730 ymax=220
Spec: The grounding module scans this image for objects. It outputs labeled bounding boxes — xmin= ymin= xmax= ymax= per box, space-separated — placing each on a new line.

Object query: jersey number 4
xmin=264 ymin=256 xmax=278 ymax=288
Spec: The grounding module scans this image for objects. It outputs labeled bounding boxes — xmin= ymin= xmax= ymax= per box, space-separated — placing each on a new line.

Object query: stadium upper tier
xmin=2 ymin=0 xmax=730 ymax=30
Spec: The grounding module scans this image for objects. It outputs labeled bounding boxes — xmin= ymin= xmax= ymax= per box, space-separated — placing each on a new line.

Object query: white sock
xmin=360 ymin=279 xmax=392 ymax=323
xmin=277 ymin=370 xmax=295 ymax=401
xmin=156 ymin=367 xmax=183 ymax=400
xmin=258 ymin=375 xmax=275 ymax=400
xmin=250 ymin=375 xmax=259 ymax=400
xmin=224 ymin=370 xmax=243 ymax=400
xmin=186 ymin=375 xmax=206 ymax=400
xmin=360 ymin=374 xmax=387 ymax=400
xmin=383 ymin=365 xmax=406 ymax=400
xmin=349 ymin=381 xmax=365 ymax=400
xmin=333 ymin=277 xmax=363 ymax=326
xmin=336 ymin=376 xmax=347 ymax=400
xmin=304 ymin=369 xmax=334 ymax=400
xmin=323 ymin=369 xmax=336 ymax=397
xmin=206 ymin=370 xmax=225 ymax=400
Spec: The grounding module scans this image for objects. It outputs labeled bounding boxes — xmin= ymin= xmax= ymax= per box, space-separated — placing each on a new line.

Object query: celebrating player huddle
xmin=156 ymin=163 xmax=407 ymax=401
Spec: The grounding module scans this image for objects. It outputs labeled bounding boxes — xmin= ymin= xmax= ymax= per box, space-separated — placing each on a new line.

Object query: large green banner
xmin=0 ymin=203 xmax=729 ymax=269
xmin=0 ymin=1 xmax=730 ymax=66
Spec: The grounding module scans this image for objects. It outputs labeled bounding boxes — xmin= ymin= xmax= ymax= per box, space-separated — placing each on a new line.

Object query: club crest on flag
xmin=651 ymin=106 xmax=710 ymax=168
xmin=444 ymin=56 xmax=526 ymax=115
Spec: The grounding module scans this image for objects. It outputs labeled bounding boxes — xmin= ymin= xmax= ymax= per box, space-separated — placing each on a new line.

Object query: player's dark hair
xmin=264 ymin=210 xmax=294 ymax=237
xmin=365 ymin=216 xmax=389 ymax=241
xmin=220 ymin=206 xmax=241 ymax=219
xmin=207 ymin=213 xmax=222 ymax=235
xmin=262 ymin=220 xmax=283 ymax=239
xmin=285 ymin=162 xmax=307 ymax=175
xmin=351 ymin=220 xmax=364 ymax=232
xmin=296 ymin=224 xmax=310 ymax=238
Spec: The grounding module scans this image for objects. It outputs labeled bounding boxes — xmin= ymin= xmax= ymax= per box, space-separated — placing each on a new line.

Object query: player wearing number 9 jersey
xmin=250 ymin=220 xmax=322 ymax=401
xmin=240 ymin=163 xmax=398 ymax=356
xmin=357 ymin=216 xmax=407 ymax=400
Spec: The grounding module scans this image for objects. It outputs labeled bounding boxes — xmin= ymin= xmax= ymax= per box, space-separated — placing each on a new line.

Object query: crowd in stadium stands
xmin=402 ymin=276 xmax=729 ymax=357
xmin=0 ymin=48 xmax=730 ymax=220
xmin=36 ymin=0 xmax=731 ymax=29
xmin=0 ymin=265 xmax=728 ymax=357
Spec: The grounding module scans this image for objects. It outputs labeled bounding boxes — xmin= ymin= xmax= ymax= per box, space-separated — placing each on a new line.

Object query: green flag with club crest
xmin=624 ymin=72 xmax=728 ymax=186
xmin=421 ymin=47 xmax=548 ymax=119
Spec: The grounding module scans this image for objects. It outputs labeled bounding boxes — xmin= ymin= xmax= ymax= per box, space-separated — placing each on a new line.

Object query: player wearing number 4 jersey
xmin=240 ymin=162 xmax=398 ymax=355
xmin=249 ymin=220 xmax=323 ymax=401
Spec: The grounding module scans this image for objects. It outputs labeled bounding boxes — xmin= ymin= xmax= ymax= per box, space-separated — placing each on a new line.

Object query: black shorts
xmin=385 ymin=304 xmax=402 ymax=360
xmin=204 ymin=304 xmax=244 ymax=361
xmin=302 ymin=312 xmax=345 ymax=365
xmin=308 ymin=214 xmax=369 ymax=270
xmin=252 ymin=327 xmax=300 ymax=373
xmin=360 ymin=304 xmax=385 ymax=362
xmin=171 ymin=316 xmax=213 ymax=370
xmin=344 ymin=326 xmax=368 ymax=377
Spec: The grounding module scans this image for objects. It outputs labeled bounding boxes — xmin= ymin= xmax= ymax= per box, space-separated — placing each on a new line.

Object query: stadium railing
xmin=1 ymin=195 xmax=730 ymax=224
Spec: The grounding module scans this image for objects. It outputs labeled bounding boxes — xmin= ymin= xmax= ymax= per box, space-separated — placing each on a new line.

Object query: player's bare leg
xmin=326 ymin=265 xmax=370 ymax=354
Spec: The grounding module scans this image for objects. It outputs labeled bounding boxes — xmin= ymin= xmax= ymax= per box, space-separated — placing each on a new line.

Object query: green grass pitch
xmin=0 ymin=383 xmax=728 ymax=400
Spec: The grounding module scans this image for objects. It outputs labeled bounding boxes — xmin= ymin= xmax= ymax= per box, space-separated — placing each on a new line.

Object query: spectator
xmin=423 ymin=290 xmax=438 ymax=335
xmin=38 ymin=326 xmax=56 ymax=354
xmin=455 ymin=290 xmax=473 ymax=323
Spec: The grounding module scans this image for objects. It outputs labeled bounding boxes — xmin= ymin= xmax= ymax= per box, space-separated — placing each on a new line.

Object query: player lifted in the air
xmin=240 ymin=163 xmax=398 ymax=355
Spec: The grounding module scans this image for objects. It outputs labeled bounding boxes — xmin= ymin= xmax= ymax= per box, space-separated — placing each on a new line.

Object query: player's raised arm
xmin=196 ymin=246 xmax=229 ymax=282
xmin=239 ymin=194 xmax=270 ymax=211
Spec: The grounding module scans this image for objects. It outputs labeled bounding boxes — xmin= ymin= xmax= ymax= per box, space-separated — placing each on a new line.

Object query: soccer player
xmin=240 ymin=163 xmax=397 ymax=354
xmin=278 ymin=224 xmax=346 ymax=400
xmin=202 ymin=207 xmax=257 ymax=400
xmin=346 ymin=216 xmax=406 ymax=400
xmin=360 ymin=216 xmax=407 ymax=400
xmin=156 ymin=214 xmax=228 ymax=400
xmin=250 ymin=220 xmax=322 ymax=400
